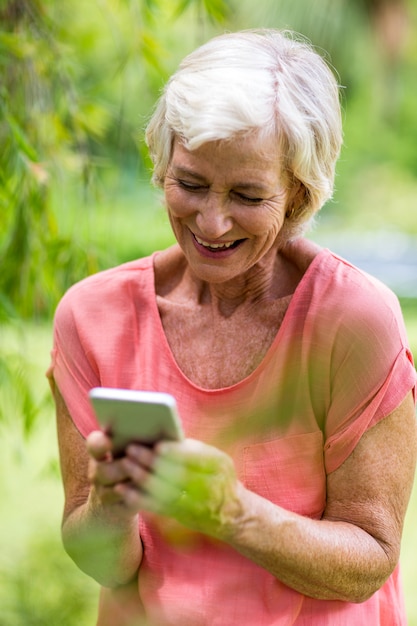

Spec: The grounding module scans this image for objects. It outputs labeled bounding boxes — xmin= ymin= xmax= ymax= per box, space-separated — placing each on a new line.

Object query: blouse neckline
xmin=149 ymin=246 xmax=330 ymax=395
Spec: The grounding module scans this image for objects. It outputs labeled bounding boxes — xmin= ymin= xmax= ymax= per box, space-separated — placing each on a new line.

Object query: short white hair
xmin=145 ymin=29 xmax=343 ymax=237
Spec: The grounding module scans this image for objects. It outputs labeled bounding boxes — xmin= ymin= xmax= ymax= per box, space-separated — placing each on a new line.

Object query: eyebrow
xmin=171 ymin=166 xmax=207 ymax=183
xmin=170 ymin=166 xmax=272 ymax=193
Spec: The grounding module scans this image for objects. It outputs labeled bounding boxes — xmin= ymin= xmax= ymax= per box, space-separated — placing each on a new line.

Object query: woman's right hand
xmin=54 ymin=389 xmax=143 ymax=586
xmin=86 ymin=430 xmax=136 ymax=514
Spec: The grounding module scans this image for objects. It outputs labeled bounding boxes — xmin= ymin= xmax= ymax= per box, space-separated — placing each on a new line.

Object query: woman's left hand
xmin=115 ymin=438 xmax=244 ymax=539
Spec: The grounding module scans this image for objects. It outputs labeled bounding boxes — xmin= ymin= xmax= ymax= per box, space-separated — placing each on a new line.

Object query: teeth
xmin=195 ymin=235 xmax=235 ymax=249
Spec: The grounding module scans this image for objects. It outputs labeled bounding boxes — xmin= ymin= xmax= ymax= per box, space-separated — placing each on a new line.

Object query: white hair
xmin=145 ymin=29 xmax=343 ymax=237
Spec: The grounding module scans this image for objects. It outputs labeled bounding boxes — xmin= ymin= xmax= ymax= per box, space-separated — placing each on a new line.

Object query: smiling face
xmin=164 ymin=134 xmax=293 ymax=285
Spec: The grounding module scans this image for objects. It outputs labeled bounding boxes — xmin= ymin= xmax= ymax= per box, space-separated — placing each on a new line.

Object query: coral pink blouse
xmin=48 ymin=246 xmax=416 ymax=626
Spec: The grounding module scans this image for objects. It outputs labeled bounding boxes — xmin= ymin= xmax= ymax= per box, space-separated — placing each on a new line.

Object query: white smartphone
xmin=88 ymin=387 xmax=184 ymax=455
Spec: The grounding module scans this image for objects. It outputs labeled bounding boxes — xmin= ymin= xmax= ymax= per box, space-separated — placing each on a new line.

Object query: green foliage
xmin=0 ymin=322 xmax=98 ymax=623
xmin=0 ymin=0 xmax=230 ymax=319
xmin=0 ymin=0 xmax=105 ymax=317
xmin=2 ymin=0 xmax=417 ymax=318
xmin=0 ymin=533 xmax=98 ymax=626
xmin=174 ymin=0 xmax=231 ymax=23
xmin=0 ymin=320 xmax=52 ymax=436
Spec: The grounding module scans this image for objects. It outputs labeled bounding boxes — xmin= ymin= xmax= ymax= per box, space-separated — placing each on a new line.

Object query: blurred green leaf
xmin=203 ymin=0 xmax=230 ymax=22
xmin=173 ymin=0 xmax=229 ymax=21
xmin=0 ymin=31 xmax=36 ymax=58
xmin=0 ymin=292 xmax=18 ymax=322
xmin=173 ymin=0 xmax=194 ymax=18
xmin=5 ymin=113 xmax=38 ymax=161
xmin=73 ymin=102 xmax=112 ymax=139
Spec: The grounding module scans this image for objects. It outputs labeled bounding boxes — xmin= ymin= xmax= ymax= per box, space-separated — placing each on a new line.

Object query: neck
xmin=190 ymin=249 xmax=294 ymax=317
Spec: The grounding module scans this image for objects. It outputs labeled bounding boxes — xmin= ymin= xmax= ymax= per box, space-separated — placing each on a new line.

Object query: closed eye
xmin=178 ymin=180 xmax=206 ymax=192
xmin=234 ymin=191 xmax=264 ymax=204
xmin=177 ymin=180 xmax=263 ymax=204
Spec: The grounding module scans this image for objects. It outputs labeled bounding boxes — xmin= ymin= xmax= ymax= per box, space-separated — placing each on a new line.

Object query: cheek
xmin=164 ymin=186 xmax=196 ymax=219
xmin=236 ymin=206 xmax=286 ymax=238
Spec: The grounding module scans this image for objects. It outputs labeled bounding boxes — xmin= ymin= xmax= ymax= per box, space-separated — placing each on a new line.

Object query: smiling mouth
xmin=194 ymin=234 xmax=244 ymax=251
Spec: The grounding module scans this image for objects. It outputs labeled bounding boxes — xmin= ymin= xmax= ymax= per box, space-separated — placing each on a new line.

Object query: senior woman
xmin=48 ymin=29 xmax=417 ymax=626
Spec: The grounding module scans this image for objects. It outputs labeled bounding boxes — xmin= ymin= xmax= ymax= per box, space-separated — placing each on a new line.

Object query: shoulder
xmin=65 ymin=254 xmax=154 ymax=298
xmin=285 ymin=239 xmax=403 ymax=331
xmin=291 ymin=246 xmax=410 ymax=371
xmin=316 ymin=249 xmax=403 ymax=332
xmin=53 ymin=254 xmax=155 ymax=329
xmin=310 ymin=252 xmax=414 ymax=407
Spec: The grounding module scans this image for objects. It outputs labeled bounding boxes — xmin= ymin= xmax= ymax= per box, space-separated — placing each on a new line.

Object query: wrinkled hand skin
xmin=86 ymin=430 xmax=137 ymax=519
xmin=114 ymin=438 xmax=244 ymax=540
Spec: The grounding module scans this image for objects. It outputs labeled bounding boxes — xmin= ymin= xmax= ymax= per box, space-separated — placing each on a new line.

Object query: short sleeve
xmin=321 ymin=264 xmax=416 ymax=474
xmin=47 ymin=283 xmax=101 ymax=438
xmin=46 ymin=255 xmax=157 ymax=438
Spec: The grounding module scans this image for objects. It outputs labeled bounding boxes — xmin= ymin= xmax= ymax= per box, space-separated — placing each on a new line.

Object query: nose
xmin=195 ymin=192 xmax=233 ymax=239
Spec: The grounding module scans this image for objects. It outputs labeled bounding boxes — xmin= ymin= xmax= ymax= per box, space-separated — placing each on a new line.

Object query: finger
xmin=156 ymin=439 xmax=230 ymax=474
xmin=114 ymin=482 xmax=154 ymax=513
xmin=86 ymin=430 xmax=113 ymax=461
xmin=126 ymin=443 xmax=188 ymax=487
xmin=122 ymin=457 xmax=181 ymax=505
xmin=144 ymin=469 xmax=182 ymax=505
xmin=152 ymin=453 xmax=187 ymax=485
xmin=88 ymin=456 xmax=131 ymax=487
xmin=115 ymin=479 xmax=183 ymax=516
xmin=120 ymin=457 xmax=151 ymax=488
xmin=95 ymin=483 xmax=128 ymax=507
xmin=125 ymin=443 xmax=156 ymax=470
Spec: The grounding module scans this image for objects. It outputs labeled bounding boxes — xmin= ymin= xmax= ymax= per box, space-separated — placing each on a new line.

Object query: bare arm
xmin=225 ymin=392 xmax=416 ymax=601
xmin=117 ymin=391 xmax=417 ymax=602
xmin=54 ymin=385 xmax=143 ymax=587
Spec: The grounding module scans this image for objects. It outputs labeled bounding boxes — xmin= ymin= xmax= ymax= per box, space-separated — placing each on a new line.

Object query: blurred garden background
xmin=1 ymin=0 xmax=417 ymax=623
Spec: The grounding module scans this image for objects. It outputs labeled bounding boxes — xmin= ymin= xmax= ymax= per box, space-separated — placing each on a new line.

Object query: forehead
xmin=170 ymin=135 xmax=285 ymax=187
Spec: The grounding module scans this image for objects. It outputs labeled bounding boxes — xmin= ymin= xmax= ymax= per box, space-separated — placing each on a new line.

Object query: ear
xmin=285 ymin=180 xmax=306 ymax=218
